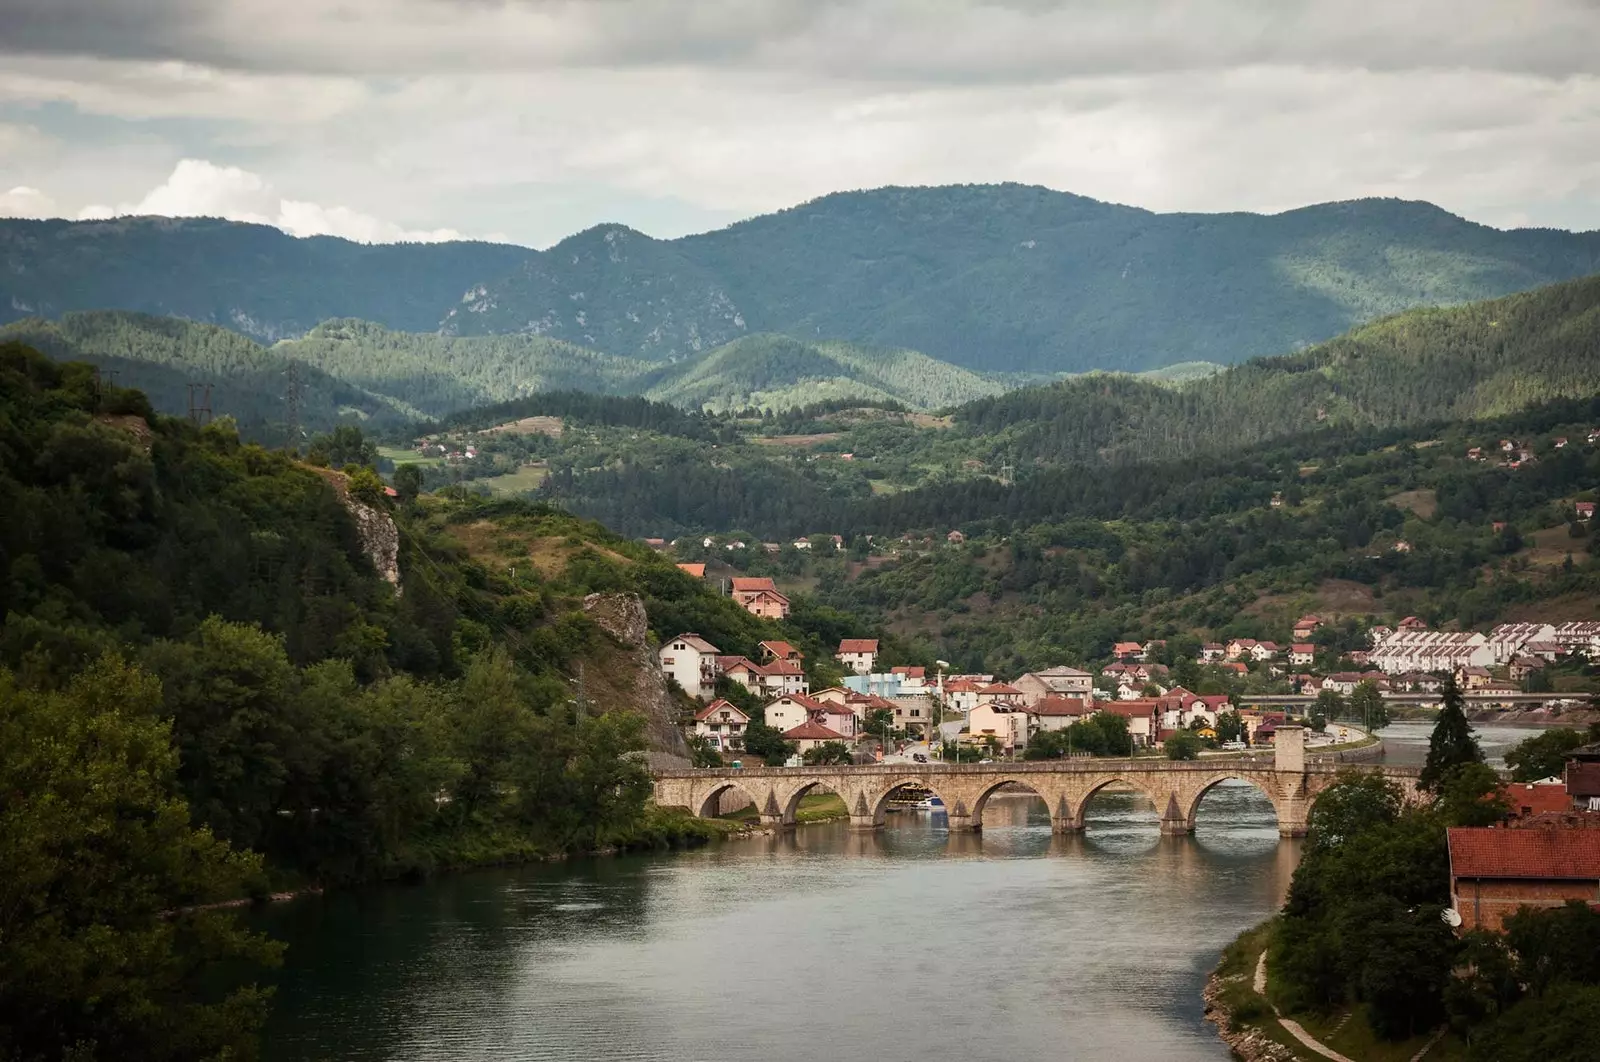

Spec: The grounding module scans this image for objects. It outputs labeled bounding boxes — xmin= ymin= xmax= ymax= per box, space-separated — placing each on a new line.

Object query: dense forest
xmin=7 ymin=187 xmax=1600 ymax=374
xmin=0 ymin=344 xmax=898 ymax=1060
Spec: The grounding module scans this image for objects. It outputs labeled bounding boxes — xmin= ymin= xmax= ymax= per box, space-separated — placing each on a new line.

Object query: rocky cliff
xmin=581 ymin=592 xmax=691 ymax=768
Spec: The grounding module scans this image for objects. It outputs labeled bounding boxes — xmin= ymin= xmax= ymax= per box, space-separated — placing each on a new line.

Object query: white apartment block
xmin=1370 ymin=630 xmax=1495 ymax=674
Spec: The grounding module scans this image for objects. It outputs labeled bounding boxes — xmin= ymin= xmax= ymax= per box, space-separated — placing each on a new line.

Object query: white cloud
xmin=75 ymin=159 xmax=471 ymax=243
xmin=0 ymin=185 xmax=56 ymax=217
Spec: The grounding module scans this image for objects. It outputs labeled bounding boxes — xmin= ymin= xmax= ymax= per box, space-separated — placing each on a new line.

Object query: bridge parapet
xmin=653 ymin=751 xmax=1420 ymax=839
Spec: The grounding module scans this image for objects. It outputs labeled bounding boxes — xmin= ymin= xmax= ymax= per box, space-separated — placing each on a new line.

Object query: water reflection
xmin=258 ymin=783 xmax=1298 ymax=1062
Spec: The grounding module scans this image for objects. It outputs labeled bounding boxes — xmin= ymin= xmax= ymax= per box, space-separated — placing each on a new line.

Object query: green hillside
xmin=956 ymin=272 xmax=1600 ymax=465
xmin=1 ymin=312 xmax=1013 ymax=421
xmin=6 ymin=187 xmax=1599 ymax=376
xmin=637 ymin=333 xmax=1010 ymax=410
xmin=0 ymin=311 xmax=411 ymax=436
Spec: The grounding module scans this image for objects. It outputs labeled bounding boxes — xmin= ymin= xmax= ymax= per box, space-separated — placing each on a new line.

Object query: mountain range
xmin=6 ymin=184 xmax=1599 ymax=376
xmin=0 ymin=311 xmax=1014 ymax=426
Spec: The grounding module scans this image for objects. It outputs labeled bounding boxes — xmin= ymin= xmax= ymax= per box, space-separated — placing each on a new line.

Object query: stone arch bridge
xmin=654 ymin=731 xmax=1420 ymax=837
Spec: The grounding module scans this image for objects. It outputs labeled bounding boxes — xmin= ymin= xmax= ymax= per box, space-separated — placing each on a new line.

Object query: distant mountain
xmin=0 ymin=216 xmax=530 ymax=340
xmin=635 ymin=333 xmax=1010 ymax=411
xmin=0 ymin=312 xmax=410 ymax=436
xmin=956 ymin=272 xmax=1600 ymax=465
xmin=5 ymin=187 xmax=1599 ymax=375
xmin=0 ymin=313 xmax=1009 ymax=424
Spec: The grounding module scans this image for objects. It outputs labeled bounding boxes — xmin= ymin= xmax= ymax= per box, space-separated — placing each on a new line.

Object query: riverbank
xmin=1204 ymin=921 xmax=1463 ymax=1062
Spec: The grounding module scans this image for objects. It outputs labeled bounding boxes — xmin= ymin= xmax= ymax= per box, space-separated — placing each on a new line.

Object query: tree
xmin=1349 ymin=679 xmax=1390 ymax=730
xmin=0 ymin=657 xmax=281 ymax=1061
xmin=1215 ymin=710 xmax=1245 ymax=744
xmin=1505 ymin=727 xmax=1585 ymax=782
xmin=1314 ymin=688 xmax=1346 ymax=724
xmin=802 ymin=741 xmax=852 ymax=766
xmin=686 ymin=733 xmax=722 ymax=768
xmin=1467 ymin=984 xmax=1600 ymax=1062
xmin=1023 ymin=728 xmax=1072 ymax=760
xmin=1165 ymin=729 xmax=1200 ymax=760
xmin=1420 ymin=674 xmax=1483 ymax=792
xmin=742 ymin=723 xmax=794 ymax=766
xmin=1523 ymin=666 xmax=1553 ymax=693
xmin=393 ymin=462 xmax=424 ymax=503
xmin=1435 ymin=762 xmax=1512 ymax=827
xmin=1503 ymin=900 xmax=1600 ymax=997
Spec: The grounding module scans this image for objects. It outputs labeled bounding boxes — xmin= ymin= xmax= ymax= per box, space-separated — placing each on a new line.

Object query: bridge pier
xmin=847 ymin=815 xmax=879 ymax=831
xmin=1159 ymin=793 xmax=1194 ymax=836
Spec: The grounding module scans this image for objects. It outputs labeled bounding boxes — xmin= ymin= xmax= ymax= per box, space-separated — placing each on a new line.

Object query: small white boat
xmin=911 ymin=796 xmax=945 ymax=810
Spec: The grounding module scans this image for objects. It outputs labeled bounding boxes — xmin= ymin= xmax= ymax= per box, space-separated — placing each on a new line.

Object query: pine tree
xmin=1419 ymin=674 xmax=1484 ymax=791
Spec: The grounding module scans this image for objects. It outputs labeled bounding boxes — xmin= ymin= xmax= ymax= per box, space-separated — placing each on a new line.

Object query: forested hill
xmin=955 ymin=272 xmax=1600 ymax=466
xmin=0 ymin=312 xmax=1013 ymax=426
xmin=6 ymin=186 xmax=1600 ymax=375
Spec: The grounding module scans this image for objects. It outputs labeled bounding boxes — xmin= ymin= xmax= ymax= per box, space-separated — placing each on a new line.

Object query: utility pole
xmin=186 ymin=382 xmax=213 ymax=426
xmin=284 ymin=362 xmax=301 ymax=452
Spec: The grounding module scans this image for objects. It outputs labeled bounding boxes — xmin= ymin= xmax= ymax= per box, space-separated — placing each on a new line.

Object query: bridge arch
xmin=869 ymin=777 xmax=956 ymax=827
xmin=781 ymin=778 xmax=848 ymax=825
xmin=971 ymin=778 xmax=1058 ymax=830
xmin=1074 ymin=775 xmax=1162 ymax=827
xmin=1182 ymin=773 xmax=1283 ymax=833
xmin=696 ymin=779 xmax=762 ymax=819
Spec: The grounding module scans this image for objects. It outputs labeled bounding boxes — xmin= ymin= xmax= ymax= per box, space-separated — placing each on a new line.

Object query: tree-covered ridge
xmin=954 ymin=272 xmax=1600 ymax=466
xmin=1 ymin=312 xmax=1015 ymax=424
xmin=635 ymin=333 xmax=1012 ymax=411
xmin=5 ymin=187 xmax=1600 ymax=375
xmin=0 ymin=215 xmax=531 ymax=338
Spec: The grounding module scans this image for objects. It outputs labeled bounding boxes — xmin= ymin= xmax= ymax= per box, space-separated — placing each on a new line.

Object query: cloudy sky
xmin=2 ymin=0 xmax=1597 ymax=247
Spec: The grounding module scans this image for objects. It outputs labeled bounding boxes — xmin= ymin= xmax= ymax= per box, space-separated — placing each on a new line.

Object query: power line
xmin=187 ymin=382 xmax=213 ymax=426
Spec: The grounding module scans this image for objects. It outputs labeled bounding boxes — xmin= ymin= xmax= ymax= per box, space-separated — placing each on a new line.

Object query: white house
xmin=1013 ymin=666 xmax=1094 ymax=705
xmin=1290 ymin=643 xmax=1316 ymax=667
xmin=968 ymin=702 xmax=1027 ymax=752
xmin=765 ymin=693 xmax=826 ymax=734
xmin=694 ymin=699 xmax=750 ymax=750
xmin=943 ymin=679 xmax=983 ymax=713
xmin=809 ymin=701 xmax=858 ymax=740
xmin=836 ymin=638 xmax=880 ymax=675
xmin=659 ymin=633 xmax=720 ymax=700
xmin=1028 ymin=696 xmax=1093 ymax=733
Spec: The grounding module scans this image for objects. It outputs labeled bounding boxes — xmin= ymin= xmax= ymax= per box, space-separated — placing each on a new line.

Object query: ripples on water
xmin=258 ymin=782 xmax=1298 ymax=1062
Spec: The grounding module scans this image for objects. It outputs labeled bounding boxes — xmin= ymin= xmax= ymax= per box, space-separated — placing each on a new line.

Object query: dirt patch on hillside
xmin=1244 ymin=579 xmax=1378 ymax=621
xmin=445 ymin=520 xmax=636 ymax=576
xmin=1386 ymin=489 xmax=1438 ymax=519
xmin=479 ymin=415 xmax=564 ymax=437
xmin=752 ymin=432 xmax=845 ymax=447
xmin=1500 ymin=592 xmax=1600 ymax=622
xmin=1519 ymin=526 xmax=1586 ymax=568
xmin=96 ymin=413 xmax=154 ymax=452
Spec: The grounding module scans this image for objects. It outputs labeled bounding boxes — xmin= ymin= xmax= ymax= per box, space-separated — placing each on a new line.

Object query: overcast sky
xmin=1 ymin=0 xmax=1597 ymax=246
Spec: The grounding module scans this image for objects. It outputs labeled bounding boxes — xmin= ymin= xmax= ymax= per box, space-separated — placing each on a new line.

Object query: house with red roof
xmin=658 ymin=633 xmax=721 ymax=700
xmin=1112 ymin=641 xmax=1145 ymax=661
xmin=731 ymin=576 xmax=791 ymax=619
xmin=1577 ymin=501 xmax=1596 ymax=522
xmin=1226 ymin=638 xmax=1259 ymax=660
xmin=1292 ymin=615 xmax=1323 ymax=641
xmin=1447 ymin=826 xmax=1600 ymax=931
xmin=675 ymin=562 xmax=706 ymax=579
xmin=836 ymin=638 xmax=879 ymax=675
xmin=693 ymin=700 xmax=750 ymax=751
xmin=781 ymin=719 xmax=848 ymax=752
xmin=1098 ymin=700 xmax=1163 ymax=747
xmin=1199 ymin=642 xmax=1226 ymax=663
xmin=968 ymin=702 xmax=1027 ymax=752
xmin=1027 ymin=696 xmax=1095 ymax=733
xmin=1289 ymin=643 xmax=1316 ymax=667
xmin=976 ymin=682 xmax=1023 ymax=705
xmin=765 ymin=693 xmax=831 ymax=733
xmin=942 ymin=678 xmax=984 ymax=713
xmin=758 ymin=640 xmax=803 ymax=664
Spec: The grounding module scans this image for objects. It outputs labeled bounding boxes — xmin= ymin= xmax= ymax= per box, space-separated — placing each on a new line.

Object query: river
xmin=255 ymin=720 xmax=1550 ymax=1061
xmin=256 ymin=784 xmax=1301 ymax=1062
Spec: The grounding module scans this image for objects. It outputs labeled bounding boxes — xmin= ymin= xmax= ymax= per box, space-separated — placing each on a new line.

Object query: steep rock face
xmin=342 ymin=495 xmax=401 ymax=591
xmin=582 ymin=592 xmax=690 ymax=767
xmin=314 ymin=468 xmax=401 ymax=591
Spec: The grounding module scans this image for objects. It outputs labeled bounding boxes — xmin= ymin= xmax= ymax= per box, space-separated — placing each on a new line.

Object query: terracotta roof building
xmin=1447 ymin=826 xmax=1600 ymax=931
xmin=781 ymin=719 xmax=847 ymax=751
xmin=730 ymin=576 xmax=791 ymax=619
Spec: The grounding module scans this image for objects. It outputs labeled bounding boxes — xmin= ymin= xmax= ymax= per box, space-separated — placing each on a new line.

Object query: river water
xmin=256 ymin=785 xmax=1300 ymax=1062
xmin=255 ymin=721 xmax=1548 ymax=1062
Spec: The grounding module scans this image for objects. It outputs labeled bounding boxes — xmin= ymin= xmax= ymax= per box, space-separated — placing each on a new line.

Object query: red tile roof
xmin=731 ymin=577 xmax=778 ymax=591
xmin=781 ymin=720 xmax=846 ymax=741
xmin=1567 ymin=762 xmax=1600 ymax=799
xmin=1113 ymin=642 xmax=1143 ymax=653
xmin=838 ymin=639 xmax=879 ymax=654
xmin=1030 ymin=696 xmax=1092 ymax=716
xmin=760 ymin=639 xmax=801 ymax=658
xmin=1448 ymin=827 xmax=1600 ymax=880
xmin=980 ymin=682 xmax=1021 ymax=695
xmin=1503 ymin=783 xmax=1571 ymax=818
xmin=694 ymin=699 xmax=749 ymax=722
xmin=891 ymin=665 xmax=926 ymax=678
xmin=1291 ymin=643 xmax=1315 ymax=653
xmin=676 ymin=563 xmax=706 ymax=578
